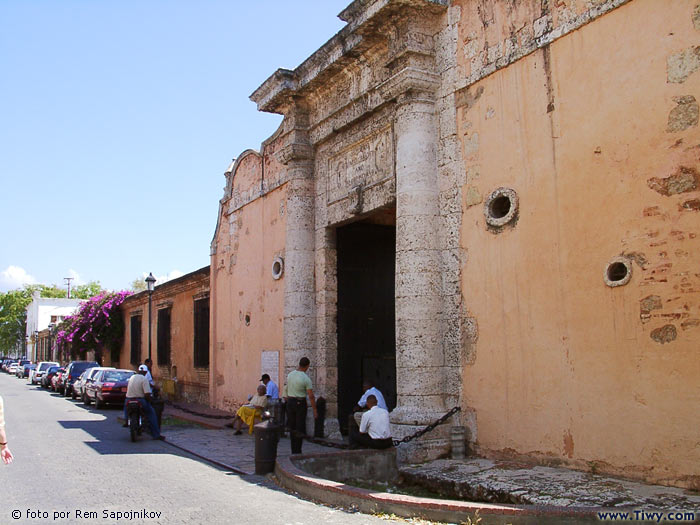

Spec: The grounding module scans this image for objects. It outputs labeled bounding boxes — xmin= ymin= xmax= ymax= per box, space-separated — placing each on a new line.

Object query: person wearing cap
xmin=260 ymin=374 xmax=279 ymax=399
xmin=123 ymin=364 xmax=164 ymax=440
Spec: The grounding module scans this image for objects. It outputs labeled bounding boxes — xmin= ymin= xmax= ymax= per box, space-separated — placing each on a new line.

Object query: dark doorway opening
xmin=336 ymin=213 xmax=396 ymax=435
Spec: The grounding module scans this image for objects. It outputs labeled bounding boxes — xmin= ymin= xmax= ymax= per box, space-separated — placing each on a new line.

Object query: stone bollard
xmin=451 ymin=426 xmax=466 ymax=460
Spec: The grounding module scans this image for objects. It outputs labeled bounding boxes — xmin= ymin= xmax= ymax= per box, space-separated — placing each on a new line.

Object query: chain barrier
xmin=165 ymin=399 xmax=462 ymax=447
xmin=296 ymin=406 xmax=462 ymax=449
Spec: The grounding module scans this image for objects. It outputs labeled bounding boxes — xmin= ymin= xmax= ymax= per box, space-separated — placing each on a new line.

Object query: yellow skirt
xmin=236 ymin=405 xmax=262 ymax=434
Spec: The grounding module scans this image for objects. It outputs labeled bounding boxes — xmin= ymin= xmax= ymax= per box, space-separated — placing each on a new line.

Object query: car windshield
xmin=102 ymin=371 xmax=133 ymax=382
xmin=71 ymin=362 xmax=99 ymax=373
xmin=39 ymin=363 xmax=58 ymax=371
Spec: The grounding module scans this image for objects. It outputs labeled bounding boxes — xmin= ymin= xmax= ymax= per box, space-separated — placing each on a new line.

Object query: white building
xmin=25 ymin=292 xmax=82 ymax=362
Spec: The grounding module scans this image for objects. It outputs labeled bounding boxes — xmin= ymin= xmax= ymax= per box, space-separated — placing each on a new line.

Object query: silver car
xmin=72 ymin=367 xmax=114 ymax=401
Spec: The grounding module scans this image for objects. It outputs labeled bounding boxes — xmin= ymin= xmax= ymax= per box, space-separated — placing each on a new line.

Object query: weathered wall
xmin=210 ymin=136 xmax=287 ymax=412
xmin=456 ymin=0 xmax=700 ymax=488
xmin=118 ymin=267 xmax=210 ymax=404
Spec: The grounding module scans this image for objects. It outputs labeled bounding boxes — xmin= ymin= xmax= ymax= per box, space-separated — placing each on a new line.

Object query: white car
xmin=31 ymin=361 xmax=59 ymax=385
xmin=8 ymin=363 xmax=19 ymax=374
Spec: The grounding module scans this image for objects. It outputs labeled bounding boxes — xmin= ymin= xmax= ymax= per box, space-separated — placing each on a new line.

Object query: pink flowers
xmin=54 ymin=290 xmax=132 ymax=359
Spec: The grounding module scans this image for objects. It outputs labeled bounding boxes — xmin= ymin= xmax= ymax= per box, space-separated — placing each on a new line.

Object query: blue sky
xmin=0 ymin=0 xmax=348 ymax=292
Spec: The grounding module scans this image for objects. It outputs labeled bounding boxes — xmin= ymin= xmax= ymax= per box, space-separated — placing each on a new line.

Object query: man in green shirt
xmin=284 ymin=356 xmax=317 ymax=454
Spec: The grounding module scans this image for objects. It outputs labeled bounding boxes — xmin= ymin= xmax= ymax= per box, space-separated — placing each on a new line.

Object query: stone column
xmin=278 ymin=105 xmax=317 ymax=381
xmin=391 ymin=88 xmax=449 ymax=461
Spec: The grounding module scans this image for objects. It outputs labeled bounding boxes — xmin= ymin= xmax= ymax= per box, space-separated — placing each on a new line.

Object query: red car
xmin=51 ymin=369 xmax=67 ymax=394
xmin=84 ymin=369 xmax=135 ymax=409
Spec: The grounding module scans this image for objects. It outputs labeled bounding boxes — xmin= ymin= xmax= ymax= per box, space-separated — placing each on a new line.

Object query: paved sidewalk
xmin=159 ymin=401 xmax=700 ymax=515
xmin=160 ymin=401 xmax=331 ymax=475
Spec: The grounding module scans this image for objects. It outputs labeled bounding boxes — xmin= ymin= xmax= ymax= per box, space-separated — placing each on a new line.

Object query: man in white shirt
xmin=350 ymin=395 xmax=393 ymax=449
xmin=354 ymin=380 xmax=388 ymax=411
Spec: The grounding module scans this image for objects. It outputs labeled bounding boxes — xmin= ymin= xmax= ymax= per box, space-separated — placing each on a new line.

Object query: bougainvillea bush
xmin=55 ymin=290 xmax=131 ymax=362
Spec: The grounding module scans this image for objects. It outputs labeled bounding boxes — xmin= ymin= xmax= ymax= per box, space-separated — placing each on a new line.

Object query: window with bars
xmin=193 ymin=297 xmax=209 ymax=368
xmin=157 ymin=308 xmax=171 ymax=366
xmin=130 ymin=316 xmax=142 ymax=366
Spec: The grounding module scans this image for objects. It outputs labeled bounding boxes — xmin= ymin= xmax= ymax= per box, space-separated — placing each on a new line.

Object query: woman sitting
xmin=232 ymin=385 xmax=268 ymax=435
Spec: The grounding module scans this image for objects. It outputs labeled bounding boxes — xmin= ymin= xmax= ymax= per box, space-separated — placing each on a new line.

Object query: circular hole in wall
xmin=604 ymin=257 xmax=632 ymax=287
xmin=484 ymin=187 xmax=518 ymax=228
xmin=271 ymin=256 xmax=284 ymax=280
xmin=245 ymin=314 xmax=251 ymax=326
xmin=489 ymin=195 xmax=511 ymax=219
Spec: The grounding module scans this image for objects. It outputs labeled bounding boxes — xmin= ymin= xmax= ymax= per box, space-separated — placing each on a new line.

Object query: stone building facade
xmin=118 ymin=267 xmax=210 ymax=405
xmin=211 ymin=0 xmax=700 ymax=488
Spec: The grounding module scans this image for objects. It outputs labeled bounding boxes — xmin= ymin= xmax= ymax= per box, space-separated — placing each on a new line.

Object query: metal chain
xmin=296 ymin=406 xmax=461 ymax=449
xmin=392 ymin=406 xmax=461 ymax=446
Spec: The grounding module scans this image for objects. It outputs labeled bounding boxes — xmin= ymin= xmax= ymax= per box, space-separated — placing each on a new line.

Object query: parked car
xmin=32 ymin=361 xmax=59 ymax=385
xmin=42 ymin=366 xmax=62 ymax=389
xmin=21 ymin=363 xmax=36 ymax=378
xmin=15 ymin=360 xmax=31 ymax=378
xmin=52 ymin=368 xmax=67 ymax=393
xmin=7 ymin=362 xmax=19 ymax=374
xmin=62 ymin=361 xmax=100 ymax=398
xmin=72 ymin=367 xmax=114 ymax=400
xmin=84 ymin=369 xmax=134 ymax=409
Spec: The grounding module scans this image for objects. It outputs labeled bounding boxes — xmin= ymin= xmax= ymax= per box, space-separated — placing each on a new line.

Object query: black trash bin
xmin=254 ymin=420 xmax=280 ymax=475
xmin=314 ymin=397 xmax=326 ymax=438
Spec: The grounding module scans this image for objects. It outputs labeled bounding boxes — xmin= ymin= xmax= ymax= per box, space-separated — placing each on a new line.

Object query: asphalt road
xmin=0 ymin=373 xmax=400 ymax=525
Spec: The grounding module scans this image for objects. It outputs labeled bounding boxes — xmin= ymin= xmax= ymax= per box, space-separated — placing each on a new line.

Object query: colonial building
xmin=211 ymin=0 xmax=700 ymax=489
xmin=25 ymin=293 xmax=82 ymax=362
xmin=117 ymin=267 xmax=210 ymax=405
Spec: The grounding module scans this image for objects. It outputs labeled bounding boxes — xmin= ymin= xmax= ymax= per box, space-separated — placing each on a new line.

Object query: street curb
xmin=274 ymin=451 xmax=601 ymax=524
xmin=163 ymin=439 xmax=253 ymax=476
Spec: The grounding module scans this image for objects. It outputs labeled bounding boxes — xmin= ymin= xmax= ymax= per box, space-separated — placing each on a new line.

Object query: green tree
xmin=0 ymin=281 xmax=103 ymax=354
xmin=130 ymin=277 xmax=147 ymax=292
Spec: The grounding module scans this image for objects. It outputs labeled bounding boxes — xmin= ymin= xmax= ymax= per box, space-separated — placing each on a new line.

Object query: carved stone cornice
xmin=379 ymin=67 xmax=440 ymax=103
xmin=249 ymin=0 xmax=447 ymax=116
xmin=277 ymin=143 xmax=314 ymax=165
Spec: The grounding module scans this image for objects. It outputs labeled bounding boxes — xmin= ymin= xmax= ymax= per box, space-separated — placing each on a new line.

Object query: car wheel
xmin=95 ymin=396 xmax=104 ymax=409
xmin=83 ymin=393 xmax=92 ymax=406
xmin=71 ymin=389 xmax=77 ymax=400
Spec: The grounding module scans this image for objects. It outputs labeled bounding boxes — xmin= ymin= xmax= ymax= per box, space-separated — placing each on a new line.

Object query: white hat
xmin=138 ymin=364 xmax=149 ymax=372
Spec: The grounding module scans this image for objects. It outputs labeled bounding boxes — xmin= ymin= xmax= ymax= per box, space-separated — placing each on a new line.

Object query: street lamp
xmin=33 ymin=331 xmax=39 ymax=362
xmin=48 ymin=323 xmax=56 ymax=362
xmin=145 ymin=273 xmax=156 ymax=362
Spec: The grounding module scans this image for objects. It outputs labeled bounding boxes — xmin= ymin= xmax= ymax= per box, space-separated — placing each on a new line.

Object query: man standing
xmin=261 ymin=374 xmax=279 ymax=399
xmin=125 ymin=365 xmax=164 ymax=440
xmin=284 ymin=357 xmax=317 ymax=454
xmin=350 ymin=395 xmax=393 ymax=449
xmin=143 ymin=358 xmax=155 ymax=387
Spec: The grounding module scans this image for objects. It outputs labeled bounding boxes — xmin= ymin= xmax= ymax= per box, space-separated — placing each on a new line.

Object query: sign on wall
xmin=261 ymin=350 xmax=279 ymax=386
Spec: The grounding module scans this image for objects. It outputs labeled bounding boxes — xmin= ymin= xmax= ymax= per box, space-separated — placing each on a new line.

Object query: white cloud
xmin=0 ymin=265 xmax=37 ymax=291
xmin=139 ymin=270 xmax=185 ymax=287
xmin=65 ymin=269 xmax=84 ymax=286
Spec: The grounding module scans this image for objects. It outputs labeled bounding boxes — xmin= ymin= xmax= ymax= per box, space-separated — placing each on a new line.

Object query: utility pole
xmin=64 ymin=277 xmax=74 ymax=298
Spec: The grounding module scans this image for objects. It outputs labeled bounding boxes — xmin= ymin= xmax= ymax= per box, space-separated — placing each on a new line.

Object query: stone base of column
xmin=390 ymin=406 xmax=452 ymax=463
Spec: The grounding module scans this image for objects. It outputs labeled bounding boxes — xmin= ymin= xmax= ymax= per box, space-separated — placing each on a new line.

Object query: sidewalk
xmin=161 ymin=401 xmax=331 ymax=475
xmin=160 ymin=400 xmax=700 ymax=517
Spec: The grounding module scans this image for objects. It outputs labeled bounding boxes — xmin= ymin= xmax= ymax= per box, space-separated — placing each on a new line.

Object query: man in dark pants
xmin=284 ymin=357 xmax=317 ymax=454
xmin=349 ymin=395 xmax=393 ymax=449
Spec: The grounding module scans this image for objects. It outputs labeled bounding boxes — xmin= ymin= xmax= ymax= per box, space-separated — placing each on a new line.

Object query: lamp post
xmin=145 ymin=273 xmax=156 ymax=363
xmin=48 ymin=323 xmax=56 ymax=362
xmin=33 ymin=331 xmax=39 ymax=361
